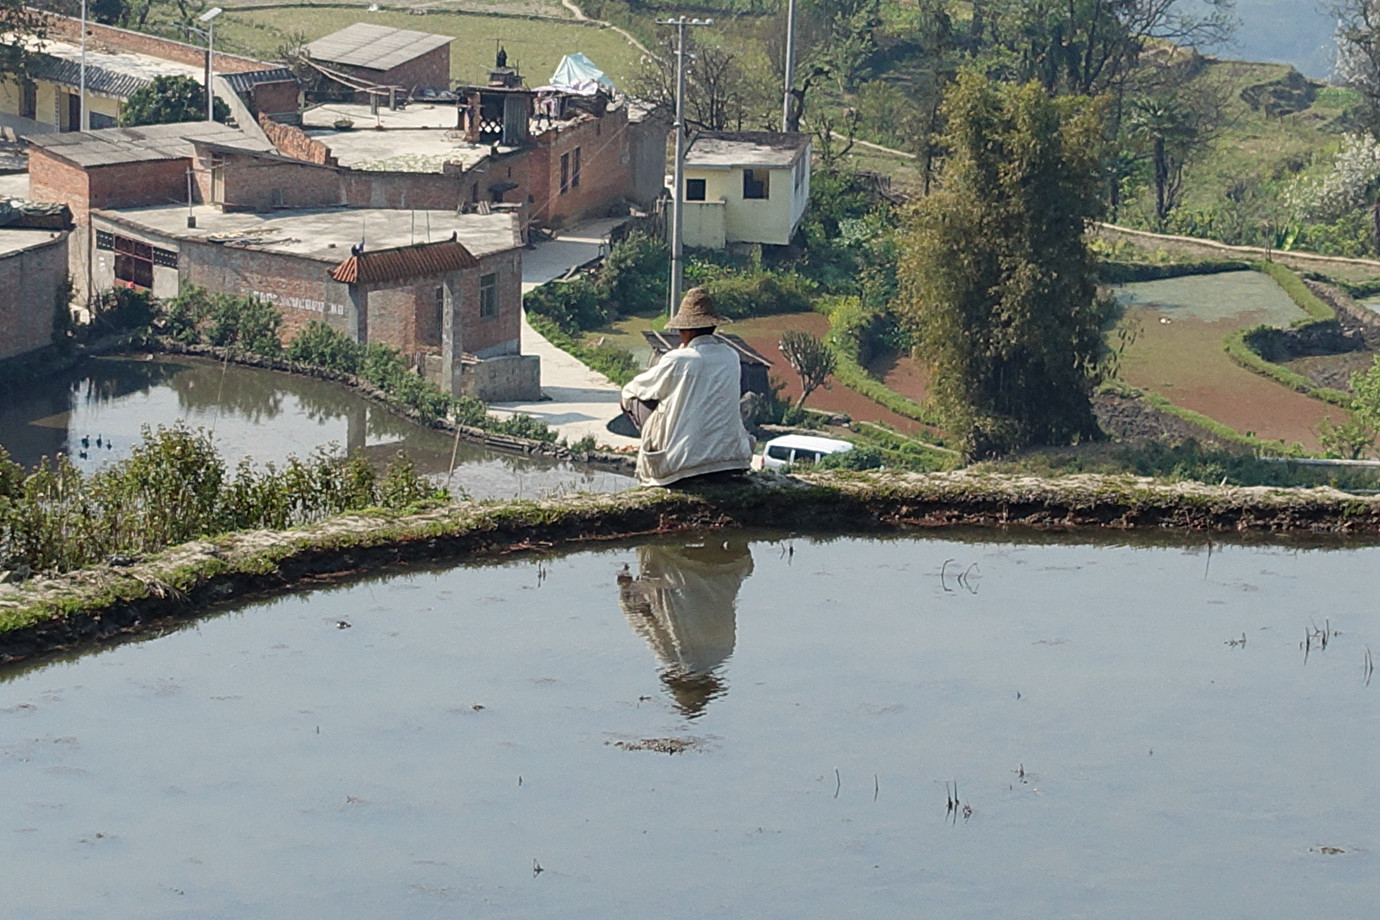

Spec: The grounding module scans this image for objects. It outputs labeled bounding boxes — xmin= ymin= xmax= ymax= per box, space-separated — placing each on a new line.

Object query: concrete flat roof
xmin=0 ymin=227 xmax=65 ymax=257
xmin=300 ymin=102 xmax=497 ymax=172
xmin=40 ymin=38 xmax=205 ymax=87
xmin=305 ymin=23 xmax=453 ymax=72
xmin=28 ymin=122 xmax=276 ymax=168
xmin=685 ymin=131 xmax=810 ymax=169
xmin=93 ymin=204 xmax=522 ymax=262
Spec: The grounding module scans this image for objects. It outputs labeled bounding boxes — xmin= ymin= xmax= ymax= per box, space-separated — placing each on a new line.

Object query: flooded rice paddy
xmin=0 ymin=355 xmax=631 ymax=500
xmin=2 ymin=531 xmax=1375 ymax=918
xmin=1114 ymin=271 xmax=1339 ymax=448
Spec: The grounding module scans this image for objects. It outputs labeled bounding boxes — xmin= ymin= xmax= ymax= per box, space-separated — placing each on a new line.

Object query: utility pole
xmin=781 ymin=0 xmax=796 ymax=132
xmin=657 ymin=15 xmax=713 ymax=318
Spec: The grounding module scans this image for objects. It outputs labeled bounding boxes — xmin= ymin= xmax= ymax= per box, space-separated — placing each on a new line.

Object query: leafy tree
xmin=0 ymin=0 xmax=50 ymax=86
xmin=119 ymin=74 xmax=228 ymax=127
xmin=1126 ymin=83 xmax=1225 ymax=230
xmin=896 ymin=72 xmax=1110 ymax=459
xmin=1351 ymin=356 xmax=1380 ymax=440
xmin=779 ymin=330 xmax=835 ymax=409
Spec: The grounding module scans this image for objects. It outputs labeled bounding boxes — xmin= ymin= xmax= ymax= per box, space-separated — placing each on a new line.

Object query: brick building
xmin=0 ymin=13 xmax=300 ymax=133
xmin=0 ymin=228 xmax=71 ymax=365
xmin=86 ymin=204 xmax=537 ymax=400
xmin=304 ymin=24 xmax=453 ymax=100
xmin=26 ymin=123 xmax=279 ymax=300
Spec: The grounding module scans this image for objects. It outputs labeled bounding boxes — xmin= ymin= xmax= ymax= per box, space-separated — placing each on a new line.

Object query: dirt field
xmin=1118 ymin=308 xmax=1341 ymax=451
xmin=730 ymin=314 xmax=930 ymax=434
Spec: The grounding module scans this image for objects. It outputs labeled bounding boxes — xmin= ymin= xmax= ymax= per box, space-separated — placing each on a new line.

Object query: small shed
xmin=642 ymin=331 xmax=773 ymax=398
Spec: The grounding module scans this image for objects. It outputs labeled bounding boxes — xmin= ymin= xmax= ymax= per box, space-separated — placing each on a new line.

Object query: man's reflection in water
xmin=618 ymin=539 xmax=754 ymax=718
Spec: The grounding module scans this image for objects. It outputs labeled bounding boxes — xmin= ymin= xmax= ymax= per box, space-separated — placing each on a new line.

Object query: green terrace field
xmin=213 ymin=3 xmax=646 ymax=89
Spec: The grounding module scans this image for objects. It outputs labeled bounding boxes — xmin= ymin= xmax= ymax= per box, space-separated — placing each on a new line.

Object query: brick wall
xmin=180 ymin=241 xmax=352 ymax=343
xmin=29 ymin=151 xmax=91 ymax=224
xmin=249 ymin=82 xmax=302 ymax=121
xmin=260 ymin=115 xmax=337 ymax=166
xmin=195 ymin=148 xmax=341 ymax=210
xmin=458 ymin=249 xmax=521 ymax=355
xmin=325 ymin=43 xmax=452 ymax=94
xmin=529 ymin=106 xmax=631 ymax=227
xmin=40 ymin=12 xmax=272 ymax=74
xmin=339 ymin=169 xmax=465 ymax=210
xmin=0 ymin=232 xmax=69 ymax=362
xmin=31 ymin=150 xmax=189 ymax=225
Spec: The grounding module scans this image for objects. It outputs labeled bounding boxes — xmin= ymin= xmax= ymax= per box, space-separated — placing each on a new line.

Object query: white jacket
xmin=620 ymin=336 xmax=754 ymax=486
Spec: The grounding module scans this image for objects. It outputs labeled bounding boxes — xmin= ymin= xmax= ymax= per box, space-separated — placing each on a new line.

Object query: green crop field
xmin=214 ymin=4 xmax=647 ymax=89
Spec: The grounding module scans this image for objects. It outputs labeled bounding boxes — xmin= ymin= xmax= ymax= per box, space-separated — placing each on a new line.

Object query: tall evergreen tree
xmin=897 ymin=72 xmax=1110 ymax=459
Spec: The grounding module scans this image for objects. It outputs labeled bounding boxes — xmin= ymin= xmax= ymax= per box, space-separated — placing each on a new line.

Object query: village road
xmin=488 ymin=217 xmax=640 ymax=449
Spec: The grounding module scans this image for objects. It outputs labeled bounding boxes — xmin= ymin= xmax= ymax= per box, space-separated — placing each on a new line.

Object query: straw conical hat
xmin=665 ymin=287 xmax=728 ymax=330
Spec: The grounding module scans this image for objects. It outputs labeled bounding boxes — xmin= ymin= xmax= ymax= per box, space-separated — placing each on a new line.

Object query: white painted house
xmin=679 ymin=131 xmax=811 ymax=249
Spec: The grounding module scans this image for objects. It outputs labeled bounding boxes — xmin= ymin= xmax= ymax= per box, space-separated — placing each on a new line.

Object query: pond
xmin=0 ymin=355 xmax=632 ymax=500
xmin=1 ymin=530 xmax=1374 ymax=918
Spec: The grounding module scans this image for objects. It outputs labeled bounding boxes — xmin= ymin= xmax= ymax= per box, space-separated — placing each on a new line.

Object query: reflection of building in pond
xmin=618 ymin=540 xmax=753 ymax=718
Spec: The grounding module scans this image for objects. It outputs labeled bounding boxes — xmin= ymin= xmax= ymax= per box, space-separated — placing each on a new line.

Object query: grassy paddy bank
xmin=5 ymin=470 xmax=1380 ymax=664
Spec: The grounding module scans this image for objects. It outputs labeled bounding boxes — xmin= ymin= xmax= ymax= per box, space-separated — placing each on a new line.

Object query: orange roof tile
xmin=330 ymin=237 xmax=480 ymax=285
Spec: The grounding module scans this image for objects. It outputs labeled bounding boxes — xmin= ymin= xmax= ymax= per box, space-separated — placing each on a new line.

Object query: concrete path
xmin=488 ymin=216 xmax=641 ymax=450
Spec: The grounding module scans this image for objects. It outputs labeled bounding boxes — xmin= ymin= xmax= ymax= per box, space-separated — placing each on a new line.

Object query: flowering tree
xmin=1289 ymin=133 xmax=1380 ymax=253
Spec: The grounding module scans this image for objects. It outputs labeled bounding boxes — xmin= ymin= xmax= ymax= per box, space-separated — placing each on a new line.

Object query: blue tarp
xmin=549 ymin=53 xmax=616 ymax=95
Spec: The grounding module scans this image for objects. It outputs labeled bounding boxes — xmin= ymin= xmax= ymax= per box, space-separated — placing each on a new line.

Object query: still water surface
xmin=1 ymin=531 xmax=1375 ymax=918
xmin=0 ymin=355 xmax=631 ymax=500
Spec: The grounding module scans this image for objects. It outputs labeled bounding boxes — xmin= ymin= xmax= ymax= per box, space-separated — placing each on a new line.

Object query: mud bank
xmin=4 ymin=470 xmax=1380 ymax=664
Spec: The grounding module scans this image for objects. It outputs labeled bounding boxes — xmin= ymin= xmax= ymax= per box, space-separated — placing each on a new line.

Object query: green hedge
xmin=1099 ymin=259 xmax=1251 ymax=284
xmin=1255 ymin=261 xmax=1334 ymax=324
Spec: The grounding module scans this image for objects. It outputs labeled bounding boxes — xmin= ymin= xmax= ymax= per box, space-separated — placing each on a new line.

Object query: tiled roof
xmin=221 ymin=67 xmax=298 ymax=95
xmin=330 ymin=238 xmax=479 ymax=284
xmin=305 ymin=23 xmax=453 ymax=73
xmin=27 ymin=122 xmax=276 ymax=167
xmin=29 ymin=55 xmax=149 ymax=100
xmin=642 ymin=331 xmax=773 ymax=367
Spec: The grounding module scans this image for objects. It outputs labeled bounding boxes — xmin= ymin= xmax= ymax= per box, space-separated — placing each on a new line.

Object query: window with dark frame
xmin=479 ymin=273 xmax=498 ymax=318
xmin=686 ymin=178 xmax=706 ymax=201
xmin=572 ymin=146 xmax=581 ymax=189
xmin=112 ymin=235 xmax=154 ymax=289
xmin=430 ymin=286 xmax=445 ymax=347
xmin=560 ymin=153 xmax=570 ymax=194
xmin=743 ymin=168 xmax=769 ymax=200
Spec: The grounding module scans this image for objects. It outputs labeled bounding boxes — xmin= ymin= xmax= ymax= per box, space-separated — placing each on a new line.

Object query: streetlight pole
xmin=657 ymin=16 xmax=712 ymax=319
xmin=199 ymin=7 xmax=224 ymax=123
xmin=781 ymin=0 xmax=796 ymax=132
xmin=79 ymin=0 xmax=88 ymax=131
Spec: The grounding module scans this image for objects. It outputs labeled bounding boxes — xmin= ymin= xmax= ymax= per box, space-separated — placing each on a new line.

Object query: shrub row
xmin=817 ymin=297 xmax=944 ymax=429
xmin=1098 ymin=259 xmax=1251 ymax=284
xmin=162 ymin=289 xmax=553 ymax=439
xmin=0 ymin=425 xmax=442 ymax=574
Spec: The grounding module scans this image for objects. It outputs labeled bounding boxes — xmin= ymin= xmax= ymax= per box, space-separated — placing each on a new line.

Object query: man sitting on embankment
xmin=619 ymin=288 xmax=754 ymax=486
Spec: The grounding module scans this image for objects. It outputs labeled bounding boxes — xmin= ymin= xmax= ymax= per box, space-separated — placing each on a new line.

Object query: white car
xmin=753 ymin=434 xmax=854 ymax=471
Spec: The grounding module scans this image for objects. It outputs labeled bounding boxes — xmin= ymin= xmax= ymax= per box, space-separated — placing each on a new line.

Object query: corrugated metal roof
xmin=305 ymin=23 xmax=453 ymax=73
xmin=222 ymin=67 xmax=298 ymax=95
xmin=330 ymin=238 xmax=479 ymax=284
xmin=642 ymin=331 xmax=773 ymax=367
xmin=27 ymin=122 xmax=277 ymax=168
xmin=29 ymin=55 xmax=150 ymax=100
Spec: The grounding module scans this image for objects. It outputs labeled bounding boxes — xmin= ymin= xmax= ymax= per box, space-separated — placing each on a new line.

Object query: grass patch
xmin=217 ymin=6 xmax=644 ymax=87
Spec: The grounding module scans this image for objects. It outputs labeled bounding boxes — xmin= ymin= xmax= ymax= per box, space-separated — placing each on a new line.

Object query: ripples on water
xmin=1 ymin=531 xmax=1375 ymax=919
